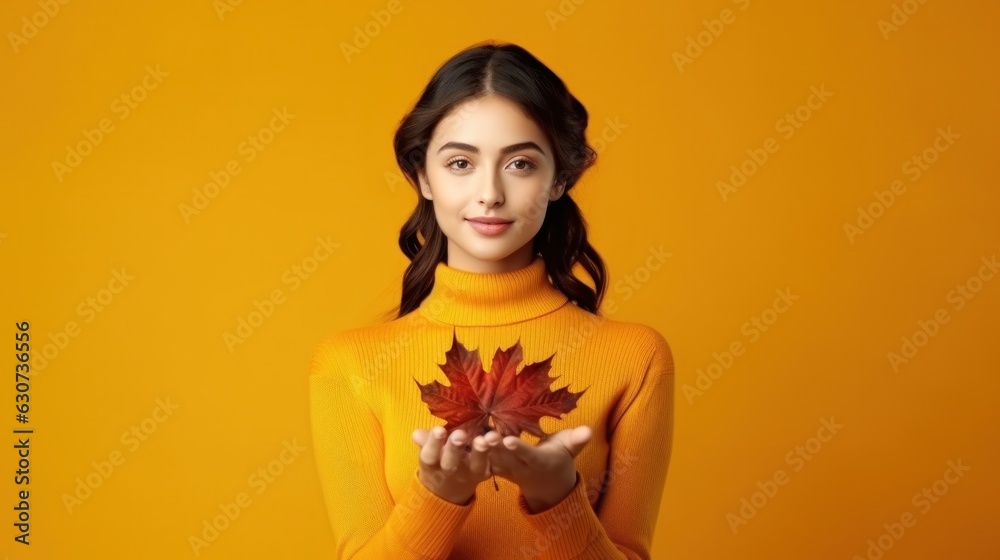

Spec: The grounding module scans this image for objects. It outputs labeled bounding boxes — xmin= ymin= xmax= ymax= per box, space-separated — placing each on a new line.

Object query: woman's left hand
xmin=487 ymin=425 xmax=593 ymax=513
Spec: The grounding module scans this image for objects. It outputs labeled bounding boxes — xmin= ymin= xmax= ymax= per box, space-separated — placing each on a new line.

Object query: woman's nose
xmin=478 ymin=171 xmax=504 ymax=206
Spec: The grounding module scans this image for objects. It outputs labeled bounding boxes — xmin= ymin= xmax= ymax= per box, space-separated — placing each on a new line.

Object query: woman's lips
xmin=466 ymin=219 xmax=512 ymax=236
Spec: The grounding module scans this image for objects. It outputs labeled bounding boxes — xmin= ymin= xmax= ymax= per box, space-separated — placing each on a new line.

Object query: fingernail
xmin=435 ymin=428 xmax=445 ymax=439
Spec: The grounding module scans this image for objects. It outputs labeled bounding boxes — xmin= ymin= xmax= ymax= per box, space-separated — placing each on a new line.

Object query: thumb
xmin=550 ymin=426 xmax=592 ymax=458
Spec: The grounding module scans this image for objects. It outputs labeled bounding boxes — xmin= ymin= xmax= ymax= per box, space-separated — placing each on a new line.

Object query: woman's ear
xmin=418 ymin=170 xmax=433 ymax=200
xmin=550 ymin=179 xmax=566 ymax=201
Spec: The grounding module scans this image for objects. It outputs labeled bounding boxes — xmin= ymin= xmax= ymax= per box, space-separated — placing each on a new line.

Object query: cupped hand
xmin=412 ymin=426 xmax=503 ymax=505
xmin=487 ymin=425 xmax=593 ymax=512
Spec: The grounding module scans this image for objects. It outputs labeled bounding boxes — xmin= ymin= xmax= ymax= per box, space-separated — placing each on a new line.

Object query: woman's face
xmin=418 ymin=94 xmax=565 ymax=273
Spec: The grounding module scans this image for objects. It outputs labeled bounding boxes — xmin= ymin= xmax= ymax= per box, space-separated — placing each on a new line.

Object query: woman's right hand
xmin=411 ymin=426 xmax=502 ymax=505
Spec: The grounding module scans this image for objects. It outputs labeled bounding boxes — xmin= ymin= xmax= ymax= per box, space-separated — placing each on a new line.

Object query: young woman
xmin=309 ymin=41 xmax=674 ymax=560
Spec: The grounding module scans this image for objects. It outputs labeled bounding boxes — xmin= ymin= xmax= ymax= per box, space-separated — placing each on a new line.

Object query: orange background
xmin=2 ymin=0 xmax=998 ymax=558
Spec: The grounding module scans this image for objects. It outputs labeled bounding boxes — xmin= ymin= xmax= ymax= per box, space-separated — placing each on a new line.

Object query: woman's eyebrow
xmin=436 ymin=141 xmax=545 ymax=156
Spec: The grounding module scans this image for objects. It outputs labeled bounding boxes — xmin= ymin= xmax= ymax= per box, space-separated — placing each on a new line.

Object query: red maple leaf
xmin=413 ymin=331 xmax=587 ymax=439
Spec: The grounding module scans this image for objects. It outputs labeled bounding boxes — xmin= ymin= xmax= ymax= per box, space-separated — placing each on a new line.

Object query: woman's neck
xmin=418 ymin=255 xmax=570 ymax=327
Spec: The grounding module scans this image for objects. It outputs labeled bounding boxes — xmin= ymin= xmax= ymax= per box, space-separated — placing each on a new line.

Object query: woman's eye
xmin=446 ymin=158 xmax=537 ymax=173
xmin=510 ymin=159 xmax=537 ymax=173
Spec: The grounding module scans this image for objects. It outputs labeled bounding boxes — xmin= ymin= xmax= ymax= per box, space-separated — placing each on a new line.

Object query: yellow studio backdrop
xmin=1 ymin=0 xmax=997 ymax=558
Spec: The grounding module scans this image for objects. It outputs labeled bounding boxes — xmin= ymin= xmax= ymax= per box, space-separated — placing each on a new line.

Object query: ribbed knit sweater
xmin=308 ymin=255 xmax=674 ymax=560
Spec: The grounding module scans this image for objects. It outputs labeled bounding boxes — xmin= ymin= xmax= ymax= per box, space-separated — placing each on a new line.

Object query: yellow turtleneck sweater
xmin=308 ymin=255 xmax=674 ymax=560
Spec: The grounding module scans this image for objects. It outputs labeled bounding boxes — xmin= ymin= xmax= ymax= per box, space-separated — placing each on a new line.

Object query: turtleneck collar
xmin=417 ymin=255 xmax=571 ymax=327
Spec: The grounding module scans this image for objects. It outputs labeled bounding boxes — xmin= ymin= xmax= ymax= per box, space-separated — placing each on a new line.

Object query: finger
xmin=572 ymin=425 xmax=593 ymax=447
xmin=542 ymin=426 xmax=590 ymax=454
xmin=419 ymin=425 xmax=447 ymax=466
xmin=412 ymin=428 xmax=430 ymax=447
xmin=468 ymin=435 xmax=490 ymax=474
xmin=440 ymin=429 xmax=467 ymax=472
xmin=484 ymin=430 xmax=502 ymax=446
xmin=501 ymin=436 xmax=536 ymax=466
xmin=562 ymin=426 xmax=593 ymax=457
xmin=480 ymin=432 xmax=503 ymax=471
xmin=486 ymin=442 xmax=511 ymax=476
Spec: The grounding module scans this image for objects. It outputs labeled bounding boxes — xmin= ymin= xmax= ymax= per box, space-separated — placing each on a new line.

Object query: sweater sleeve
xmin=514 ymin=329 xmax=675 ymax=560
xmin=308 ymin=333 xmax=477 ymax=559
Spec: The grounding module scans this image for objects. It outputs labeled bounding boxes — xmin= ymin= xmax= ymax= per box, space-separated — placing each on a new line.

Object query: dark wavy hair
xmin=380 ymin=40 xmax=606 ymax=321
